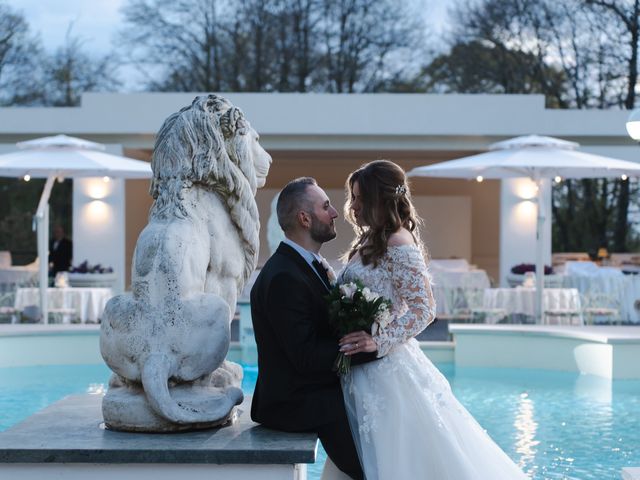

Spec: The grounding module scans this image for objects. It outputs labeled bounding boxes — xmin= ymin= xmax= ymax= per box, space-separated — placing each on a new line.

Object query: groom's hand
xmin=339 ymin=331 xmax=377 ymax=355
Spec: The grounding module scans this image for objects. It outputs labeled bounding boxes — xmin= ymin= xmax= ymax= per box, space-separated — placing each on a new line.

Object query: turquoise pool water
xmin=1 ymin=363 xmax=639 ymax=480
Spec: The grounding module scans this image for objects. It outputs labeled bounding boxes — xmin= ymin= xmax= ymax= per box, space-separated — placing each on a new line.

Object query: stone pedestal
xmin=0 ymin=394 xmax=316 ymax=480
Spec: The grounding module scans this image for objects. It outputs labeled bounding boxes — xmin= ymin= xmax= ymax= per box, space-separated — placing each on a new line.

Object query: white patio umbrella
xmin=408 ymin=134 xmax=640 ymax=323
xmin=0 ymin=135 xmax=152 ymax=323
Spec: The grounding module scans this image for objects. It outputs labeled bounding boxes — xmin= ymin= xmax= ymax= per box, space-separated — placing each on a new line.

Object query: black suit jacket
xmin=250 ymin=242 xmax=377 ymax=431
xmin=49 ymin=238 xmax=72 ymax=274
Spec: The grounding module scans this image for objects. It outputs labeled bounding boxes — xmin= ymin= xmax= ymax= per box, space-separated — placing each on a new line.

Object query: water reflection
xmin=574 ymin=373 xmax=612 ymax=404
xmin=514 ymin=392 xmax=539 ymax=476
xmin=86 ymin=383 xmax=106 ymax=395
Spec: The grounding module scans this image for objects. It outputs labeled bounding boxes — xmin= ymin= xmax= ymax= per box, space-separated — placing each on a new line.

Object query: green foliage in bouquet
xmin=325 ymin=279 xmax=391 ymax=375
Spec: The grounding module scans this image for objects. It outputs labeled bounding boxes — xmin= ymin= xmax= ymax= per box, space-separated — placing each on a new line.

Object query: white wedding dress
xmin=339 ymin=244 xmax=529 ymax=480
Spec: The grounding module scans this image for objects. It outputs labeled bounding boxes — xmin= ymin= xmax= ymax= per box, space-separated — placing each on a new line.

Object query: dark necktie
xmin=312 ymin=259 xmax=331 ymax=289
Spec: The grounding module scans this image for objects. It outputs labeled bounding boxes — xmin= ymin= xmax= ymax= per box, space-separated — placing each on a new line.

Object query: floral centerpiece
xmin=69 ymin=260 xmax=114 ymax=274
xmin=325 ymin=280 xmax=391 ymax=375
xmin=68 ymin=260 xmax=115 ymax=287
xmin=510 ymin=263 xmax=553 ymax=275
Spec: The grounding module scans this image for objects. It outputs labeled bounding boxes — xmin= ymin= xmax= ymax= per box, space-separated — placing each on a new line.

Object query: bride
xmin=336 ymin=160 xmax=529 ymax=479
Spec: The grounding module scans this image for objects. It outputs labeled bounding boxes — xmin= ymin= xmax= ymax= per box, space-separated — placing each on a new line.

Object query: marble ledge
xmin=0 ymin=394 xmax=317 ymax=465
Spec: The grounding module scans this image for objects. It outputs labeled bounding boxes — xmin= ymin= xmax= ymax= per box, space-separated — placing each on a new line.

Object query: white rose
xmin=339 ymin=282 xmax=357 ymax=299
xmin=361 ymin=287 xmax=380 ymax=303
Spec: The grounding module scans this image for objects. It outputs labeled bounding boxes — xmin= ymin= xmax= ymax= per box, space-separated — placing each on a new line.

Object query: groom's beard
xmin=309 ymin=213 xmax=336 ymax=244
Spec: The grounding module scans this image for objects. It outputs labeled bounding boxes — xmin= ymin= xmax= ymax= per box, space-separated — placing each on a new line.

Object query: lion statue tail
xmin=141 ymin=354 xmax=240 ymax=424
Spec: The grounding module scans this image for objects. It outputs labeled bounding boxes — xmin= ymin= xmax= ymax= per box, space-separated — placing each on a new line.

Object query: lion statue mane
xmin=100 ymin=94 xmax=271 ymax=432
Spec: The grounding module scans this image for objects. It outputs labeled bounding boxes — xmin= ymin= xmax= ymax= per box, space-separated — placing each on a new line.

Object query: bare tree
xmin=438 ymin=0 xmax=640 ymax=251
xmin=120 ymin=0 xmax=231 ymax=91
xmin=583 ymin=0 xmax=640 ymax=250
xmin=43 ymin=26 xmax=121 ymax=106
xmin=585 ymin=0 xmax=639 ymax=109
xmin=290 ymin=0 xmax=322 ymax=91
xmin=424 ymin=40 xmax=567 ymax=104
xmin=227 ymin=0 xmax=323 ymax=92
xmin=119 ymin=0 xmax=425 ymax=93
xmin=317 ymin=0 xmax=423 ymax=93
xmin=437 ymin=0 xmax=572 ymax=106
xmin=438 ymin=0 xmax=628 ymax=109
xmin=231 ymin=0 xmax=280 ymax=91
xmin=0 ymin=2 xmax=44 ymax=105
xmin=520 ymin=0 xmax=627 ymax=109
xmin=270 ymin=0 xmax=322 ymax=91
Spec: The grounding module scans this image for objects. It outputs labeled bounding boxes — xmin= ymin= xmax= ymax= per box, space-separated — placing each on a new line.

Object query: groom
xmin=250 ymin=177 xmax=377 ymax=480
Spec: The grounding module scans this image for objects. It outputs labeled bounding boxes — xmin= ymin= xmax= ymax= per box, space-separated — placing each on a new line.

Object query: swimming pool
xmin=1 ymin=362 xmax=638 ymax=479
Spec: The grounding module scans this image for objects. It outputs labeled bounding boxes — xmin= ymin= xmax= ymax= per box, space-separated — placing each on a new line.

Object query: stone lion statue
xmin=100 ymin=94 xmax=271 ymax=432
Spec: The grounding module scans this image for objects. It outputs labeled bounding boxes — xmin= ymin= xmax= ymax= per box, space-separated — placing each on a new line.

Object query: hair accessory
xmin=395 ymin=184 xmax=407 ymax=196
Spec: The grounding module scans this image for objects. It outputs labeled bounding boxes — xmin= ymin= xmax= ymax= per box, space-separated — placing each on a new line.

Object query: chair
xmin=18 ymin=305 xmax=78 ymax=324
xmin=48 ymin=307 xmax=78 ymax=324
xmin=457 ymin=288 xmax=508 ymax=324
xmin=0 ymin=291 xmax=18 ymax=324
xmin=437 ymin=286 xmax=473 ymax=323
xmin=544 ymin=308 xmax=583 ymax=325
xmin=582 ymin=292 xmax=620 ymax=325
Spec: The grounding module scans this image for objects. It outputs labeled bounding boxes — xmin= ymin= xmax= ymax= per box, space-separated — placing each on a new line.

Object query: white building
xmin=0 ymin=92 xmax=636 ymax=292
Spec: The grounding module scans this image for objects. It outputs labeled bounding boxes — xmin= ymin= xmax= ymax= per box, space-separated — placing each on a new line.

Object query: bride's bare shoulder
xmin=387 ymin=228 xmax=415 ymax=247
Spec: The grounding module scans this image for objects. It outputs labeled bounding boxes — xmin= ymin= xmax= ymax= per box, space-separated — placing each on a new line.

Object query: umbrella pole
xmin=535 ymin=178 xmax=545 ymax=324
xmin=33 ymin=175 xmax=56 ymax=324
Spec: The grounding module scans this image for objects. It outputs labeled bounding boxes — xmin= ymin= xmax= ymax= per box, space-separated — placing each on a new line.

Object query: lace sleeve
xmin=373 ymin=245 xmax=436 ymax=357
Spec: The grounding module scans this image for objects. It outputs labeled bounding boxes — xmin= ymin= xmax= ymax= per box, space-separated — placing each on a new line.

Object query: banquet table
xmin=483 ymin=287 xmax=583 ymax=324
xmin=560 ymin=274 xmax=640 ymax=323
xmin=14 ymin=287 xmax=113 ymax=323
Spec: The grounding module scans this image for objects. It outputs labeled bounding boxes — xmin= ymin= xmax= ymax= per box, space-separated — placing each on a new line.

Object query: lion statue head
xmin=149 ymin=94 xmax=272 ymax=284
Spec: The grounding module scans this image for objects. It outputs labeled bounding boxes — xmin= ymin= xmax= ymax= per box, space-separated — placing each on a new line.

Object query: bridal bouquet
xmin=326 ymin=280 xmax=391 ymax=375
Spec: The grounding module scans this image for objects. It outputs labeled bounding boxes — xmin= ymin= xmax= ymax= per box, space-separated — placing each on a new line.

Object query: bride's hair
xmin=344 ymin=160 xmax=425 ymax=266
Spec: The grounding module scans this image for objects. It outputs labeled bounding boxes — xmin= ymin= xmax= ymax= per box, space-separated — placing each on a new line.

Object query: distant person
xmin=49 ymin=225 xmax=72 ymax=275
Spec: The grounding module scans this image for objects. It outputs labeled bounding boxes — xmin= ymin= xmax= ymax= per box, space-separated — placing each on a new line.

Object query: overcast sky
xmin=5 ymin=0 xmax=127 ymax=54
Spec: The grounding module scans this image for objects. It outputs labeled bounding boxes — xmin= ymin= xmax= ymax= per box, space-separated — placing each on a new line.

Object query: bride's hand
xmin=339 ymin=331 xmax=377 ymax=355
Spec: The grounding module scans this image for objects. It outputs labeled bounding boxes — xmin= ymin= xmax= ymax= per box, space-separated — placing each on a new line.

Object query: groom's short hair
xmin=277 ymin=177 xmax=317 ymax=232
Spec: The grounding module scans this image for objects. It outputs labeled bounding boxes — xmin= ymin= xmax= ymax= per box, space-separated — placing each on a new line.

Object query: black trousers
xmin=316 ymin=402 xmax=364 ymax=480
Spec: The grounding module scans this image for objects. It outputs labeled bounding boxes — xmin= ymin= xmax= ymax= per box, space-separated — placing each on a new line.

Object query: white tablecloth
xmin=430 ymin=259 xmax=471 ymax=272
xmin=431 ymin=269 xmax=491 ymax=315
xmin=14 ymin=287 xmax=113 ymax=323
xmin=0 ymin=268 xmax=37 ymax=290
xmin=483 ymin=287 xmax=582 ymax=323
xmin=560 ymin=274 xmax=640 ymax=324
